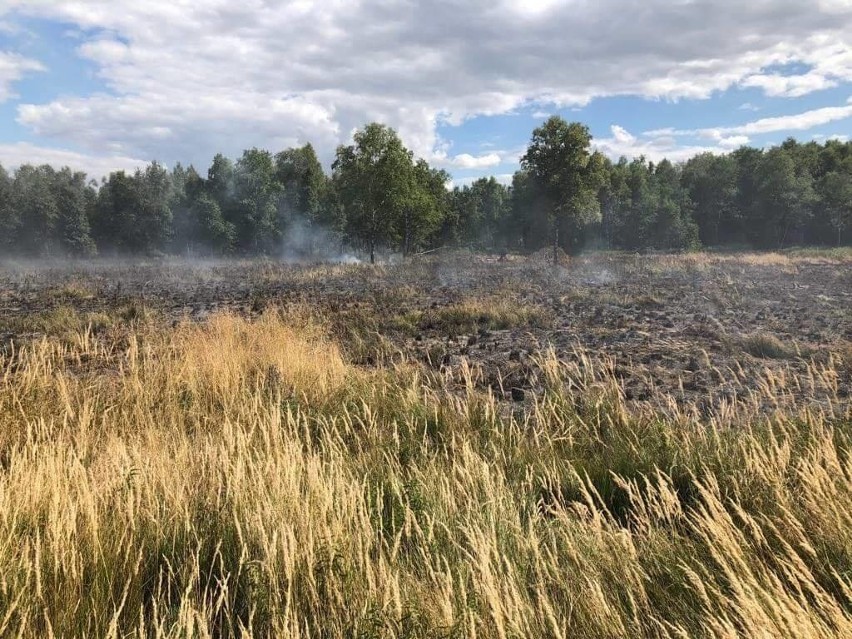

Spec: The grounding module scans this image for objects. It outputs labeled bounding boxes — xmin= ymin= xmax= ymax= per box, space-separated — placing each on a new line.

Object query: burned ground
xmin=1 ymin=250 xmax=850 ymax=416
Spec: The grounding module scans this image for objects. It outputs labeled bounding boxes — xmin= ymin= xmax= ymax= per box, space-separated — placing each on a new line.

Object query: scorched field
xmin=0 ymin=250 xmax=850 ymax=638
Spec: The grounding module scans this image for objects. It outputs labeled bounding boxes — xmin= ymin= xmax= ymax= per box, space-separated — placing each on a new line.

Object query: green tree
xmin=682 ymin=152 xmax=739 ymax=245
xmin=506 ymin=169 xmax=549 ymax=251
xmin=598 ymin=156 xmax=626 ymax=248
xmin=92 ymin=170 xmax=135 ymax=252
xmin=0 ymin=163 xmax=20 ymax=254
xmin=53 ymin=167 xmax=96 ymax=256
xmin=11 ymin=165 xmax=59 ymax=255
xmin=232 ymin=149 xmax=281 ymax=254
xmin=609 ymin=157 xmax=655 ymax=250
xmin=192 ymin=193 xmax=235 ymax=254
xmin=332 ymin=123 xmax=415 ymax=263
xmin=134 ymin=162 xmax=173 ymax=253
xmin=92 ymin=163 xmax=172 ymax=254
xmin=750 ymin=148 xmax=816 ymax=248
xmin=169 ymin=163 xmax=195 ymax=254
xmin=819 ymin=167 xmax=852 ymax=246
xmin=171 ymin=163 xmax=234 ymax=255
xmin=275 ymin=144 xmax=334 ymax=257
xmin=647 ymin=160 xmax=699 ymax=250
xmin=520 ymin=117 xmax=604 ymax=262
xmin=816 ymin=139 xmax=851 ymax=178
xmin=452 ymin=177 xmax=511 ymax=249
xmin=275 ymin=143 xmax=327 ymax=221
xmin=207 ymin=153 xmax=235 ymax=210
xmin=397 ymin=159 xmax=448 ymax=256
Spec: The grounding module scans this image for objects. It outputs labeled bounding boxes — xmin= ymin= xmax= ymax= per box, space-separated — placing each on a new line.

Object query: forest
xmin=0 ymin=117 xmax=850 ymax=259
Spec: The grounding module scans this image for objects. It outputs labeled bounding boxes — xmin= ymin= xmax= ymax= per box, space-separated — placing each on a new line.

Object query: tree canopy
xmin=1 ymin=122 xmax=850 ymax=259
xmin=520 ymin=118 xmax=606 ymax=262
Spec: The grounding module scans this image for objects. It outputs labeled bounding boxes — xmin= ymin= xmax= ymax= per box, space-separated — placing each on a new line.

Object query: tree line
xmin=1 ymin=118 xmax=850 ymax=260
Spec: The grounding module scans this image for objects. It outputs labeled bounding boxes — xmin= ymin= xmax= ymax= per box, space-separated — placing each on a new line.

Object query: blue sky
xmin=0 ymin=1 xmax=851 ymax=183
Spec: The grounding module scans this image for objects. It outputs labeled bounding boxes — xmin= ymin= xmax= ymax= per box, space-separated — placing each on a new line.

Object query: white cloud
xmin=0 ymin=50 xmax=43 ymax=102
xmin=595 ymin=126 xmax=750 ymax=163
xmin=0 ymin=1 xmax=850 ymax=174
xmin=609 ymin=125 xmax=636 ymax=145
xmin=742 ymin=71 xmax=838 ymax=98
xmin=716 ymin=135 xmax=750 ymax=149
xmin=0 ymin=142 xmax=145 ymax=178
xmin=737 ymin=39 xmax=852 ymax=97
xmin=441 ymin=152 xmax=502 ymax=169
xmin=607 ymin=100 xmax=852 ymax=163
xmin=602 ymin=100 xmax=852 ymax=162
xmin=502 ymin=0 xmax=567 ymax=19
xmin=594 ymin=125 xmax=724 ymax=162
xmin=649 ymin=101 xmax=852 ymax=138
xmin=813 ymin=133 xmax=849 ymax=142
xmin=698 ymin=129 xmax=751 ymax=149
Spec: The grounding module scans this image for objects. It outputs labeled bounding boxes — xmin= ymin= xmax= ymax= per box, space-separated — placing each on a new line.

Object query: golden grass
xmin=739 ymin=332 xmax=798 ymax=359
xmin=396 ymin=297 xmax=553 ymax=335
xmin=0 ymin=310 xmax=850 ymax=637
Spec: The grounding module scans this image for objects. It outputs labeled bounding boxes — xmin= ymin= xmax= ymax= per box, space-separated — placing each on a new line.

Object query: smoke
xmin=279 ymin=214 xmax=361 ymax=264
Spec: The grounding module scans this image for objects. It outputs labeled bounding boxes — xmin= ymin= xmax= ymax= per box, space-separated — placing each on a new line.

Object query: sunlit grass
xmin=0 ymin=305 xmax=850 ymax=637
xmin=394 ymin=297 xmax=553 ymax=335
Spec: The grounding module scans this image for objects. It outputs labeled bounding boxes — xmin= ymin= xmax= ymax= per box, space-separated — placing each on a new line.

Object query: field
xmin=0 ymin=250 xmax=851 ymax=638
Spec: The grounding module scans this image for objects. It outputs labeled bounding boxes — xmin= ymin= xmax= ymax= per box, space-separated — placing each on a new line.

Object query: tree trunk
xmin=370 ymin=207 xmax=377 ymax=264
xmin=403 ymin=209 xmax=410 ymax=258
xmin=553 ymin=223 xmax=559 ymax=266
xmin=778 ymin=220 xmax=790 ymax=250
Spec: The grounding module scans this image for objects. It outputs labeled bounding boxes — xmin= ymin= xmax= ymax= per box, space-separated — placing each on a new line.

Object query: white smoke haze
xmin=278 ymin=214 xmax=362 ymax=265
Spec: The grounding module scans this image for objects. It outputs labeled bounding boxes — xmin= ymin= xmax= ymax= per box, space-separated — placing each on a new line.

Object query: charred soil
xmin=2 ymin=250 xmax=850 ymax=416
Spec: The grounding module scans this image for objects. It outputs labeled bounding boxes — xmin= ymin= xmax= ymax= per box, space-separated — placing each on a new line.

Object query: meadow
xmin=0 ymin=250 xmax=850 ymax=638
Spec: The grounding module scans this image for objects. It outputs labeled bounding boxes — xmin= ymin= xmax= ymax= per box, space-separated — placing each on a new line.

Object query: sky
xmin=0 ymin=0 xmax=851 ymax=186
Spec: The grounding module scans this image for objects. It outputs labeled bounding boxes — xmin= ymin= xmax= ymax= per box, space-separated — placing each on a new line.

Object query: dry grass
xmin=0 ymin=310 xmax=850 ymax=638
xmin=739 ymin=332 xmax=799 ymax=359
xmin=397 ymin=297 xmax=553 ymax=335
xmin=0 ymin=305 xmax=115 ymax=338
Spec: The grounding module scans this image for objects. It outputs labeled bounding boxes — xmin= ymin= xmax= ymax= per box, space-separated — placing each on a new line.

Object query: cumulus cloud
xmin=741 ymin=70 xmax=838 ymax=98
xmin=716 ymin=135 xmax=751 ymax=149
xmin=0 ymin=1 xmax=850 ymax=173
xmin=440 ymin=152 xmax=502 ymax=169
xmin=0 ymin=50 xmax=43 ymax=102
xmin=601 ymin=99 xmax=852 ymax=162
xmin=648 ymin=101 xmax=852 ymax=138
xmin=738 ymin=38 xmax=852 ymax=97
xmin=813 ymin=133 xmax=849 ymax=143
xmin=0 ymin=142 xmax=146 ymax=178
xmin=594 ymin=125 xmax=725 ymax=162
xmin=599 ymin=99 xmax=852 ymax=162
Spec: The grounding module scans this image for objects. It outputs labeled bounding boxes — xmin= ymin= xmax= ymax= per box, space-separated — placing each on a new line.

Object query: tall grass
xmin=0 ymin=310 xmax=850 ymax=637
